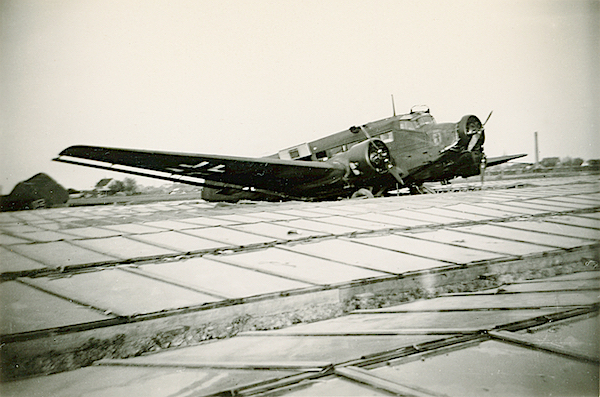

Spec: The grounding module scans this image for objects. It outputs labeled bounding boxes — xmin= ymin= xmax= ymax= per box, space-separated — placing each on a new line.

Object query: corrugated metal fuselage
xmin=202 ymin=111 xmax=485 ymax=201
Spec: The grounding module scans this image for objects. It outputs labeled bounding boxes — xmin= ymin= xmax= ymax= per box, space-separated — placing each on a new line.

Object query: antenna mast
xmin=391 ymin=95 xmax=396 ymax=117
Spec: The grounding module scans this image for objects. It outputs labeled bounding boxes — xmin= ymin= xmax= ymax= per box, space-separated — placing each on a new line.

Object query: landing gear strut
xmin=409 ymin=184 xmax=436 ymax=195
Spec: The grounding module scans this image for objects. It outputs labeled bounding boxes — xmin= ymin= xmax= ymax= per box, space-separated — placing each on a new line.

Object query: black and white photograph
xmin=1 ymin=0 xmax=599 ymax=395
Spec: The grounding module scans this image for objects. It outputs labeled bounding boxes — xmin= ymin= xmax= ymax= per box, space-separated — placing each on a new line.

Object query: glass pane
xmin=0 ymin=247 xmax=47 ymax=273
xmin=289 ymin=238 xmax=447 ymax=274
xmin=361 ymin=290 xmax=599 ymax=312
xmin=452 ymin=224 xmax=592 ymax=249
xmin=217 ymin=247 xmax=385 ymax=285
xmin=72 ymin=236 xmax=177 ymax=260
xmin=268 ymin=310 xmax=561 ymax=334
xmin=118 ymin=334 xmax=450 ymax=366
xmin=10 ymin=241 xmax=117 ymax=268
xmin=24 ymin=268 xmax=219 ymax=316
xmin=184 ymin=226 xmax=275 ymax=246
xmin=512 ymin=314 xmax=599 ymax=359
xmin=354 ymin=234 xmax=505 ymax=264
xmin=138 ymin=257 xmax=311 ymax=299
xmin=500 ymin=221 xmax=599 ymax=240
xmin=229 ymin=222 xmax=326 ymax=240
xmin=403 ymin=229 xmax=551 ymax=256
xmin=0 ymin=365 xmax=298 ymax=397
xmin=0 ymin=281 xmax=113 ymax=334
xmin=372 ymin=340 xmax=599 ymax=397
xmin=284 ymin=376 xmax=393 ymax=396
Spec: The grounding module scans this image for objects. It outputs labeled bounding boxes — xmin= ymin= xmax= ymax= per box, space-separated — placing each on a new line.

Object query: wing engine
xmin=329 ymin=139 xmax=396 ymax=182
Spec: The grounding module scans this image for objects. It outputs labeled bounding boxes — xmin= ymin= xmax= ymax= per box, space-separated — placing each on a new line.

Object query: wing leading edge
xmin=54 ymin=145 xmax=346 ymax=199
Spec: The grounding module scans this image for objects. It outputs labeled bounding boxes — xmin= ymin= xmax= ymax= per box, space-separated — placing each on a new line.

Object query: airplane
xmin=54 ymin=105 xmax=526 ymax=202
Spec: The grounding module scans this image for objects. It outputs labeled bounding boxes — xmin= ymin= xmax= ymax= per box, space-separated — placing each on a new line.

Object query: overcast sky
xmin=1 ymin=0 xmax=598 ymax=191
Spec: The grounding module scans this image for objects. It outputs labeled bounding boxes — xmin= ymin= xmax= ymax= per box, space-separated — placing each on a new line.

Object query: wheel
xmin=351 ymin=188 xmax=374 ymax=199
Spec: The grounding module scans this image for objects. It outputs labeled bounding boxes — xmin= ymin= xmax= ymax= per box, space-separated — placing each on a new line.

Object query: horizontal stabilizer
xmin=486 ymin=153 xmax=527 ymax=167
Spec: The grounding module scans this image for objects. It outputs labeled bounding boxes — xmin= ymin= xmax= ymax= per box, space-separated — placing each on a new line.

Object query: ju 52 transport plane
xmin=55 ymin=106 xmax=526 ymax=202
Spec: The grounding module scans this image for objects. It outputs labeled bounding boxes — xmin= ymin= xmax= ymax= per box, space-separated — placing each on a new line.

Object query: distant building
xmin=583 ymin=159 xmax=600 ymax=170
xmin=0 ymin=173 xmax=69 ymax=211
xmin=94 ymin=178 xmax=113 ymax=196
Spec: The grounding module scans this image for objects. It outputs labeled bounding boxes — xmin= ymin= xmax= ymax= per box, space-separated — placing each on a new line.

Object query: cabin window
xmin=279 ymin=142 xmax=311 ymax=160
xmin=328 ymin=146 xmax=345 ymax=156
xmin=315 ymin=151 xmax=327 ymax=160
xmin=379 ymin=132 xmax=394 ymax=143
xmin=289 ymin=148 xmax=300 ymax=159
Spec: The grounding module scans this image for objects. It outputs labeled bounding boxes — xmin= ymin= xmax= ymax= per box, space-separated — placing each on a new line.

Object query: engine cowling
xmin=330 ymin=139 xmax=394 ymax=181
xmin=457 ymin=115 xmax=485 ymax=151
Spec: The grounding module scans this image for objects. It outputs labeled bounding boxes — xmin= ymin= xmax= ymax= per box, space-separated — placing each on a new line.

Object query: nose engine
xmin=454 ymin=115 xmax=488 ymax=178
xmin=457 ymin=115 xmax=485 ymax=151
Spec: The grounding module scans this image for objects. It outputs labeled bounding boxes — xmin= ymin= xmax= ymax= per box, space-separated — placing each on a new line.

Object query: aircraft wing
xmin=486 ymin=153 xmax=527 ymax=167
xmin=54 ymin=145 xmax=345 ymax=197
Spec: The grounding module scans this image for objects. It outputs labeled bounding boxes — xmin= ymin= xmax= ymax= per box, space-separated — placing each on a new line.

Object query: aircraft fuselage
xmin=202 ymin=108 xmax=486 ymax=201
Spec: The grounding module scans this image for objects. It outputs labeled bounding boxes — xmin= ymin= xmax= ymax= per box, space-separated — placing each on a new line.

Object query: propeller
xmin=467 ymin=110 xmax=492 ymax=152
xmin=355 ymin=124 xmax=407 ymax=187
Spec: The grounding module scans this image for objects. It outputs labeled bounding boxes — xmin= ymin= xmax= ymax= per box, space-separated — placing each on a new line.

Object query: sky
xmin=1 ymin=0 xmax=598 ymax=192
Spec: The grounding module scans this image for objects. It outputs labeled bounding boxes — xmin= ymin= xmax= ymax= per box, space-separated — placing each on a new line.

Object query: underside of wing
xmin=55 ymin=145 xmax=345 ymax=198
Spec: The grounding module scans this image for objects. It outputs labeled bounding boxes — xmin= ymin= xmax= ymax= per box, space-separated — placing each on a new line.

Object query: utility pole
xmin=534 ymin=131 xmax=539 ymax=167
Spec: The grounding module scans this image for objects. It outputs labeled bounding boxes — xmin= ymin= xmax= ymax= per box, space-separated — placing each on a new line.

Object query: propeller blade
xmin=360 ymin=126 xmax=373 ymax=140
xmin=467 ymin=132 xmax=482 ymax=151
xmin=388 ymin=166 xmax=405 ymax=186
xmin=483 ymin=110 xmax=493 ymax=126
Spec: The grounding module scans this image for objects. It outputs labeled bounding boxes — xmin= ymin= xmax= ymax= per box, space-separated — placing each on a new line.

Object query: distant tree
xmin=540 ymin=157 xmax=560 ymax=168
xmin=572 ymin=158 xmax=584 ymax=167
xmin=122 ymin=178 xmax=139 ymax=195
xmin=107 ymin=180 xmax=125 ymax=195
xmin=586 ymin=159 xmax=600 ymax=170
xmin=560 ymin=157 xmax=584 ymax=167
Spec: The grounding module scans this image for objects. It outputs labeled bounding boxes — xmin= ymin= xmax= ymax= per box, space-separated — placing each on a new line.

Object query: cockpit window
xmin=415 ymin=115 xmax=434 ymax=127
xmin=399 ymin=121 xmax=417 ymax=130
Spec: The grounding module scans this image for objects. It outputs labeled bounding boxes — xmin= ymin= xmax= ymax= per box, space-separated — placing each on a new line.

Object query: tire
xmin=351 ymin=188 xmax=375 ymax=199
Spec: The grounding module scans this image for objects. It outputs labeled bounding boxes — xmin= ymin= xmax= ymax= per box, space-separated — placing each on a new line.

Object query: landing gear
xmin=409 ymin=185 xmax=421 ymax=195
xmin=351 ymin=188 xmax=375 ymax=199
xmin=409 ymin=184 xmax=436 ymax=195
